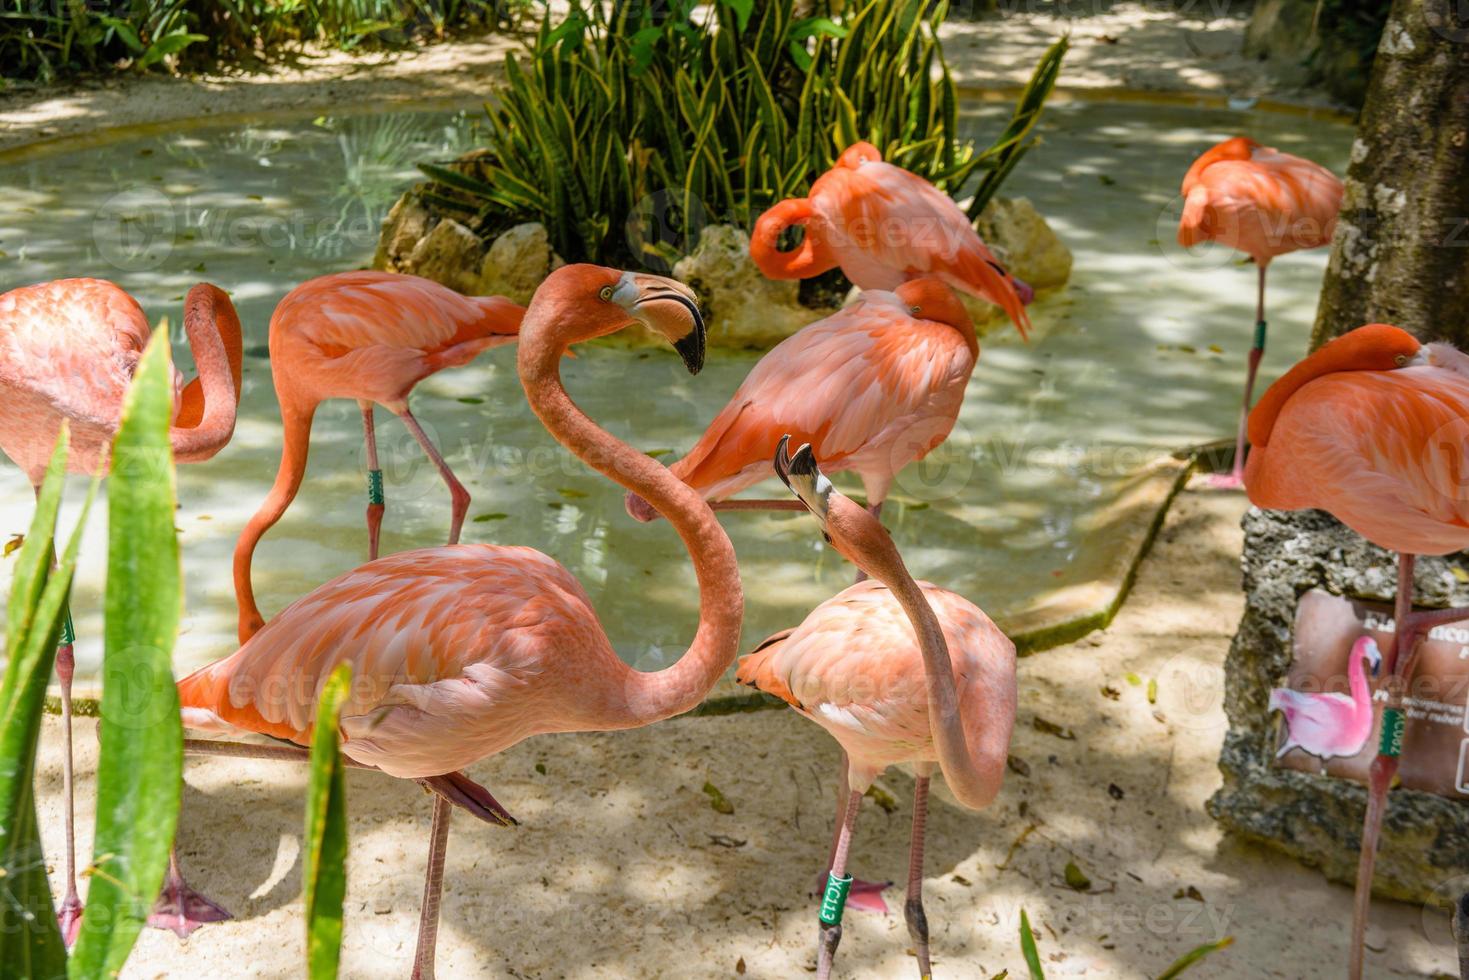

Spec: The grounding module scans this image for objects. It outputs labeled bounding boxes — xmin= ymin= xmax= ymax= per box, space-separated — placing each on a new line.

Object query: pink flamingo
xmin=1270 ymin=636 xmax=1381 ymax=761
xmin=1177 ymin=136 xmax=1342 ymax=487
xmin=0 ymin=277 xmax=241 ymax=944
xmin=1244 ymin=323 xmax=1469 ymax=978
xmin=176 ymin=266 xmax=739 ymax=976
xmin=625 ymin=278 xmax=977 ymax=526
xmin=750 ymin=141 xmax=1033 ymax=338
xmin=737 ymin=438 xmax=1016 ymax=979
xmin=233 ymin=270 xmax=525 ymax=643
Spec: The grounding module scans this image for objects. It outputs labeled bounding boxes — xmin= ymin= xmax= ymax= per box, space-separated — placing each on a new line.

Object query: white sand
xmin=34 ymin=482 xmax=1458 ymax=978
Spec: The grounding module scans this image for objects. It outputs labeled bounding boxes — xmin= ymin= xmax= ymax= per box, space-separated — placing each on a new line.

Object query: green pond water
xmin=0 ymin=99 xmax=1353 ymax=682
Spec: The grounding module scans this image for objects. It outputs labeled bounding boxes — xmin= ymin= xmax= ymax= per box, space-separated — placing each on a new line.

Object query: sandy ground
xmin=0 ymin=2 xmax=1334 ymax=156
xmin=34 ymin=480 xmax=1459 ymax=978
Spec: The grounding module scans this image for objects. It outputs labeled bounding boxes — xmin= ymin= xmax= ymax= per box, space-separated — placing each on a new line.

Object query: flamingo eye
xmin=599 ymin=285 xmax=615 ymax=301
xmin=821 ymin=531 xmax=833 ymax=545
xmin=1394 ymin=354 xmax=1409 ymax=366
xmin=909 ymin=305 xmax=921 ymax=316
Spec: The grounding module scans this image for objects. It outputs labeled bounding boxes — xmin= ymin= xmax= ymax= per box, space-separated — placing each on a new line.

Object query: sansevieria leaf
xmin=304 ymin=663 xmax=353 ymax=979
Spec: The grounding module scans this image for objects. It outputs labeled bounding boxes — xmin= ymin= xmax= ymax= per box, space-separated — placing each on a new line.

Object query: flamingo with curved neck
xmin=175 ymin=265 xmax=741 ymax=975
xmin=0 ymin=277 xmax=242 ymax=944
xmin=1270 ymin=636 xmax=1381 ymax=761
xmin=737 ymin=438 xmax=1015 ymax=979
xmin=232 ymin=270 xmax=526 ymax=644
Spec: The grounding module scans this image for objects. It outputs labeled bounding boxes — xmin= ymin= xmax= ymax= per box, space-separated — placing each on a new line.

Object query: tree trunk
xmin=1311 ymin=0 xmax=1469 ymax=348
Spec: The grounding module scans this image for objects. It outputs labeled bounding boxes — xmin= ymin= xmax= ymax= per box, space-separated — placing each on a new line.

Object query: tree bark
xmin=1311 ymin=0 xmax=1469 ymax=348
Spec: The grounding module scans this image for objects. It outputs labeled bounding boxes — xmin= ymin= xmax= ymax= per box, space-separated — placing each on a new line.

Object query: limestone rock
xmin=476 ymin=223 xmax=558 ymax=305
xmin=1210 ymin=507 xmax=1469 ymax=903
xmin=406 ymin=218 xmax=484 ymax=294
xmin=373 ymin=191 xmax=433 ymax=272
xmin=974 ymin=195 xmax=1073 ymax=295
xmin=668 ymin=225 xmax=822 ymax=349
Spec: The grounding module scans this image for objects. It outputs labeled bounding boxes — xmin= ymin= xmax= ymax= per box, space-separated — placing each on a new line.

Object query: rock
xmin=373 ymin=191 xmax=433 ymax=272
xmin=1210 ymin=507 xmax=1469 ymax=903
xmin=406 ymin=218 xmax=484 ymax=294
xmin=974 ymin=196 xmax=1072 ymax=295
xmin=668 ymin=224 xmax=822 ymax=349
xmin=476 ymin=223 xmax=558 ymax=305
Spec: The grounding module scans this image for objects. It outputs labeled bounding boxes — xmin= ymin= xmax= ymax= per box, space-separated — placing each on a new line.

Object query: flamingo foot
xmin=57 ymin=894 xmax=82 ymax=948
xmin=1201 ymin=470 xmax=1245 ymax=491
xmin=148 ymin=870 xmax=232 ymax=939
xmin=811 ymin=874 xmax=892 ymax=914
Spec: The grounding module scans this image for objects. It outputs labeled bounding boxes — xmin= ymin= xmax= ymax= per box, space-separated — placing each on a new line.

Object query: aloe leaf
xmin=304 ymin=664 xmax=352 ymax=979
xmin=0 ymin=430 xmax=88 ymax=980
xmin=70 ymin=329 xmax=183 ymax=979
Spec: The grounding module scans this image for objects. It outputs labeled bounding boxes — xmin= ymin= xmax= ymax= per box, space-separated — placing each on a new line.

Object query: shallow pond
xmin=0 ymin=97 xmax=1352 ymax=682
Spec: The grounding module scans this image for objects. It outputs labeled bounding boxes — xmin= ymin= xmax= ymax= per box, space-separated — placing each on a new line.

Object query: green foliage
xmin=419 ymin=0 xmax=1065 ymax=268
xmin=69 ymin=331 xmax=184 ymax=978
xmin=0 ymin=0 xmax=515 ymax=83
xmin=0 ymin=431 xmax=93 ymax=980
xmin=304 ymin=664 xmax=353 ymax=980
xmin=1016 ymin=907 xmax=1232 ymax=979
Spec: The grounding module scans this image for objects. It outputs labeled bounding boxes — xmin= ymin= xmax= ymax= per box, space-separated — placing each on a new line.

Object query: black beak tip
xmin=674 ymin=329 xmax=705 ymax=375
xmin=789 ymin=442 xmax=818 ymax=479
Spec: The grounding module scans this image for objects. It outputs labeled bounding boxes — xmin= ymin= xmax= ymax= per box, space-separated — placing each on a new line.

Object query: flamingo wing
xmin=0 ymin=278 xmax=158 ymax=428
xmin=1179 ymin=146 xmax=1341 ymax=259
xmin=1246 ymin=366 xmax=1469 ymax=555
xmin=813 ymin=163 xmax=1030 ymax=334
xmin=670 ymin=295 xmax=976 ymax=499
xmin=178 ymin=543 xmax=612 ymax=777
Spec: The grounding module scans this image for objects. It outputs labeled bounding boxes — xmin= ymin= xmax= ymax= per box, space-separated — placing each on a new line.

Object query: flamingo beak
xmin=773 ymin=435 xmax=831 ymax=524
xmin=617 ymin=272 xmax=706 ymax=374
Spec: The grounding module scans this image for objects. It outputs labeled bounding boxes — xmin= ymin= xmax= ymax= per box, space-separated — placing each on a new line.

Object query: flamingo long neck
xmin=879 ymin=564 xmax=1000 ymax=809
xmin=1348 ymin=646 xmax=1372 ymax=710
xmin=171 ymin=284 xmax=243 ymax=461
xmin=232 ymin=402 xmax=316 ymax=643
xmin=519 ymin=323 xmax=743 ymax=727
xmin=750 ymin=199 xmax=838 ymax=280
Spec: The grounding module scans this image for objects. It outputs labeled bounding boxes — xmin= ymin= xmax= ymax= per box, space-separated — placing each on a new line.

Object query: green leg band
xmin=1379 ymin=706 xmax=1405 ymax=757
xmin=1252 ymin=319 xmax=1267 ymax=352
xmin=58 ymin=606 xmax=75 ymax=648
xmin=818 ymin=872 xmax=852 ymax=927
xmin=367 ymin=468 xmax=385 ymax=506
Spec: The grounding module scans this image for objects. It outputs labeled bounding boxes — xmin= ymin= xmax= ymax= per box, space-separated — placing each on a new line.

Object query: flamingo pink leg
xmin=396 ymin=407 xmax=469 ymax=547
xmin=1207 ymin=263 xmax=1268 ymax=490
xmin=362 ymin=402 xmax=384 ymax=561
xmin=817 ymin=789 xmax=863 ymax=980
xmin=54 ymin=625 xmax=82 ymax=947
xmin=412 ymin=795 xmax=453 ymax=980
xmin=815 ymin=760 xmax=890 ymax=915
xmin=1349 ymin=555 xmax=1469 ymax=978
xmin=149 ymin=849 xmax=232 ymax=938
xmin=905 ymin=773 xmax=932 ymax=980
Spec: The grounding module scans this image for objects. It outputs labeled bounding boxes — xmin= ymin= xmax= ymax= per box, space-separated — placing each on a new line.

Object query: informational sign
xmin=1274 ymin=589 xmax=1469 ymax=799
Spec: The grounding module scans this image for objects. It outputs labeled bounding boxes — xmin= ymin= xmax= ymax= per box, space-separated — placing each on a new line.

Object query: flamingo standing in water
xmin=0 ymin=278 xmax=242 ymax=943
xmin=1244 ymin=323 xmax=1469 ymax=979
xmin=625 ymin=278 xmax=978 ymax=526
xmin=751 ymin=141 xmax=1034 ymax=339
xmin=177 ymin=266 xmax=739 ymax=976
xmin=1270 ymin=635 xmax=1381 ymax=761
xmin=737 ymin=438 xmax=1015 ymax=979
xmin=1177 ymin=136 xmax=1342 ymax=487
xmin=232 ymin=270 xmax=525 ymax=643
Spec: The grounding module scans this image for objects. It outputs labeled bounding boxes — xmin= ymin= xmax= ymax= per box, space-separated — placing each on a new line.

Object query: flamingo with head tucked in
xmin=751 ymin=142 xmax=1033 ymax=339
xmin=1177 ymin=136 xmax=1342 ymax=487
xmin=0 ymin=277 xmax=242 ymax=944
xmin=1270 ymin=636 xmax=1381 ymax=762
xmin=1244 ymin=322 xmax=1469 ymax=978
xmin=176 ymin=266 xmax=738 ymax=977
xmin=737 ymin=438 xmax=1016 ymax=980
xmin=625 ymin=278 xmax=977 ymax=530
xmin=233 ymin=270 xmax=526 ymax=644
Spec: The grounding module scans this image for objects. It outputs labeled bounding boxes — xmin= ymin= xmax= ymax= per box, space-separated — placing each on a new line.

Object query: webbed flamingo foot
xmin=57 ymin=894 xmax=82 ymax=948
xmin=148 ymin=858 xmax=232 ymax=939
